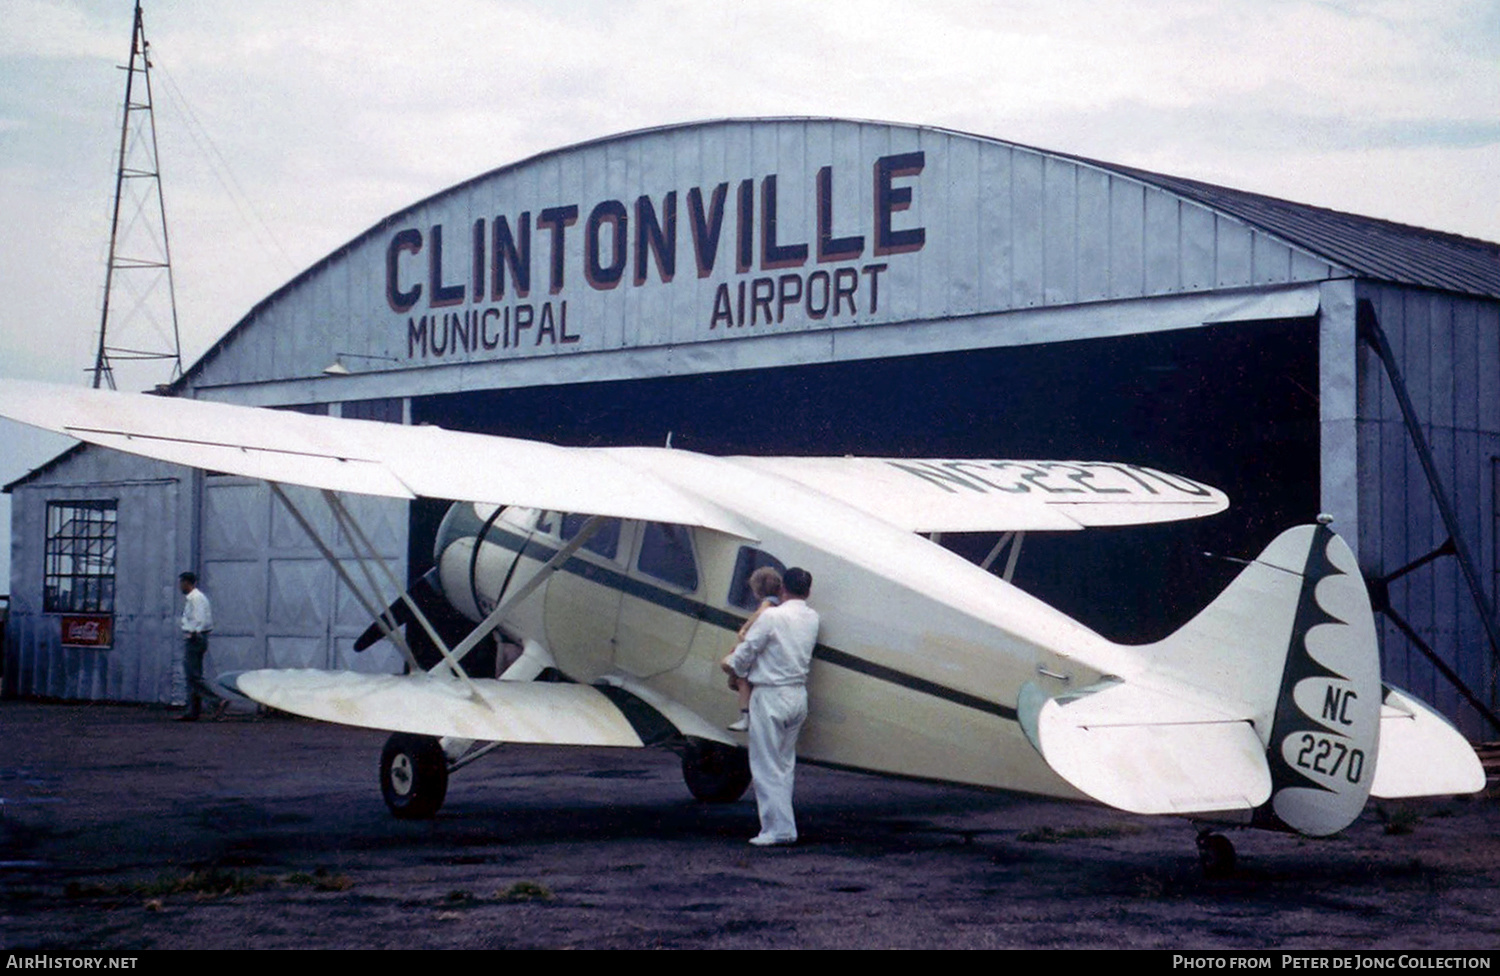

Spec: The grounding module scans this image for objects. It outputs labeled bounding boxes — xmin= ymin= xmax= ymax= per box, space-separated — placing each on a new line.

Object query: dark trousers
xmin=182 ymin=633 xmax=220 ymax=717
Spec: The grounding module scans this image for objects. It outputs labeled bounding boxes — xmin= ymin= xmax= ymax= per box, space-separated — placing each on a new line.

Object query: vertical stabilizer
xmin=1255 ymin=524 xmax=1381 ymax=835
xmin=1143 ymin=524 xmax=1382 ymax=835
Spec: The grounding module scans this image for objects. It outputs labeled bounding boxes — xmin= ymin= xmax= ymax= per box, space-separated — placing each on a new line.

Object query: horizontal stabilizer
xmin=1027 ymin=680 xmax=1271 ymax=815
xmin=222 ymin=669 xmax=648 ymax=746
xmin=1371 ymin=686 xmax=1487 ymax=798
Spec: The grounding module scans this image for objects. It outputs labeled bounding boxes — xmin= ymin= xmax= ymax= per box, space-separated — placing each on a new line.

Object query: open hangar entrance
xmin=409 ymin=314 xmax=1319 ymax=645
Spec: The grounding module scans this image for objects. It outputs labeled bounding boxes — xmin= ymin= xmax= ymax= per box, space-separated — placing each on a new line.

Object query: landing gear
xmin=682 ymin=739 xmax=751 ymax=803
xmin=380 ymin=733 xmax=449 ymax=819
xmin=1197 ymin=830 xmax=1236 ymax=878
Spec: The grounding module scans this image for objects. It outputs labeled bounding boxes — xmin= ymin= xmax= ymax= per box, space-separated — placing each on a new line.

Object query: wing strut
xmin=267 ymin=484 xmax=491 ymax=704
xmin=979 ymin=531 xmax=1025 ymax=582
xmin=317 ymin=490 xmax=481 ymax=696
xmin=267 ymin=483 xmax=427 ymax=675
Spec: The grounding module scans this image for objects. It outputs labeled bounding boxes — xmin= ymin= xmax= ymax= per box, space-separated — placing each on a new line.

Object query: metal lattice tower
xmin=92 ymin=0 xmax=183 ymax=392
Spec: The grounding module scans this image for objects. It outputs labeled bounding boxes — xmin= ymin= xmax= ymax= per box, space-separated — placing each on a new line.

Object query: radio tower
xmin=91 ymin=0 xmax=183 ymax=391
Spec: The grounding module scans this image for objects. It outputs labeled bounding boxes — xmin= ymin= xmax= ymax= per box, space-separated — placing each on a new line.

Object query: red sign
xmin=61 ymin=614 xmax=113 ymax=648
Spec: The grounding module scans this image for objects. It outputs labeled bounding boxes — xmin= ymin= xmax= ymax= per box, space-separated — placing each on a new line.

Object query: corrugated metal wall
xmin=5 ymin=450 xmax=192 ymax=703
xmin=1355 ymin=282 xmax=1500 ymax=739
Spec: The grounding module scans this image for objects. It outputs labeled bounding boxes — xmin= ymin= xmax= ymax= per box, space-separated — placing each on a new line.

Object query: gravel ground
xmin=2 ymin=700 xmax=1498 ymax=950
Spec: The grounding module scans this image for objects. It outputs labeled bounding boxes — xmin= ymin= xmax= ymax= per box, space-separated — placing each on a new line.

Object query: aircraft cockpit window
xmin=728 ymin=546 xmax=787 ymax=611
xmin=636 ymin=522 xmax=698 ymax=591
xmin=560 ymin=513 xmax=621 ymax=560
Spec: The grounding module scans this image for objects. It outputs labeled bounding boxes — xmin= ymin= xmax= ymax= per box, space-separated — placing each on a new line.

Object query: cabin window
xmin=728 ymin=547 xmax=787 ymax=610
xmin=534 ymin=511 xmax=559 ymax=537
xmin=43 ymin=501 xmax=118 ymax=613
xmin=637 ymin=522 xmax=698 ymax=591
xmin=560 ymin=513 xmax=621 ymax=560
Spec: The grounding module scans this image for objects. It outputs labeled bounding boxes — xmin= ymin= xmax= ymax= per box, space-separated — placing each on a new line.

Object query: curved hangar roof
xmin=181 ymin=118 xmax=1499 ymax=398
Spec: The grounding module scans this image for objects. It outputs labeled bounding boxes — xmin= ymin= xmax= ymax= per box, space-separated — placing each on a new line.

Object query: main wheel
xmin=380 ymin=733 xmax=449 ymax=819
xmin=682 ymin=739 xmax=751 ymax=803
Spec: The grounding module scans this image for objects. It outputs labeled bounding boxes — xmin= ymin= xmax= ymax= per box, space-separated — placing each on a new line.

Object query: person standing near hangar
xmin=175 ymin=572 xmax=226 ymax=722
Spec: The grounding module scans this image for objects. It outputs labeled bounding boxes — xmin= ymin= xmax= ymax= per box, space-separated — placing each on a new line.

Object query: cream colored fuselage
xmin=431 ymin=449 xmax=1144 ymax=801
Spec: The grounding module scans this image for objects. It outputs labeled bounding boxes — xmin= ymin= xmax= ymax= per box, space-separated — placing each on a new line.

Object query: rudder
xmin=1253 ymin=523 xmax=1381 ymax=835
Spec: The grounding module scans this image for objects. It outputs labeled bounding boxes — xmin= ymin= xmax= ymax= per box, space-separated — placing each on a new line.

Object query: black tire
xmin=380 ymin=733 xmax=449 ymax=819
xmin=682 ymin=739 xmax=751 ymax=803
xmin=1197 ymin=832 xmax=1236 ymax=878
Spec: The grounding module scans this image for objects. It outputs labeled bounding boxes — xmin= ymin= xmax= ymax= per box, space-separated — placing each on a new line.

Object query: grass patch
xmin=498 ymin=880 xmax=553 ymax=903
xmin=284 ymin=867 xmax=354 ymax=892
xmin=67 ymin=867 xmax=274 ymax=902
xmin=67 ymin=865 xmax=355 ymax=904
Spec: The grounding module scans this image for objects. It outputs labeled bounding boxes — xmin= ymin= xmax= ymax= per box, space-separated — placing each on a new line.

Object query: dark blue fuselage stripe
xmin=473 ymin=524 xmax=1017 ymax=721
xmin=812 ymin=646 xmax=1019 ymax=721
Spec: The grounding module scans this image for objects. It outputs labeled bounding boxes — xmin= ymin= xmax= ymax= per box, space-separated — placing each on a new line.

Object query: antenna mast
xmin=92 ymin=0 xmax=184 ymax=391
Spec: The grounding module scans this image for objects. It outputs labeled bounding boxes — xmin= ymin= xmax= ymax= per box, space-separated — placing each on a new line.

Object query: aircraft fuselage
xmin=430 ymin=449 xmax=1134 ymax=800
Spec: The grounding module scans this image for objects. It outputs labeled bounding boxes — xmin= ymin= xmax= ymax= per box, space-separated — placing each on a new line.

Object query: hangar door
xmin=200 ymin=477 xmax=409 ymax=676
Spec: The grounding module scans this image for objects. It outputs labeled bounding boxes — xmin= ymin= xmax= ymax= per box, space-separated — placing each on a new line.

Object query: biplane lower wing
xmin=225 ymin=670 xmax=651 ymax=747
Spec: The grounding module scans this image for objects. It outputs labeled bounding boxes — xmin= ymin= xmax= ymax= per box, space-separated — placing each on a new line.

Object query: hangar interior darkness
xmin=410 ymin=317 xmax=1319 ymax=644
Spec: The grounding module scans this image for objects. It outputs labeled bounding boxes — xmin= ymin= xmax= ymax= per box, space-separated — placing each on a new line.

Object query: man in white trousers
xmin=721 ymin=567 xmax=818 ymax=846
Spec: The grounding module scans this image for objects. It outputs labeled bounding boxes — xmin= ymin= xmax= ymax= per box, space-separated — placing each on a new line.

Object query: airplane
xmin=0 ymin=379 xmax=1484 ymax=874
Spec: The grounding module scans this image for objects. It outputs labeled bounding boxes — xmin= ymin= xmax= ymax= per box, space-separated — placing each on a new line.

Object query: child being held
xmin=727 ymin=566 xmax=785 ymax=732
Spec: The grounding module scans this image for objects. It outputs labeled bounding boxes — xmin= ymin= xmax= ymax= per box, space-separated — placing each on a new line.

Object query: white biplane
xmin=0 ymin=380 xmax=1483 ymax=872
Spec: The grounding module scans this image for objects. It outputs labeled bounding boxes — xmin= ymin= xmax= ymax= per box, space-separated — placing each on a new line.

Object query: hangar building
xmin=7 ymin=119 xmax=1499 ymax=737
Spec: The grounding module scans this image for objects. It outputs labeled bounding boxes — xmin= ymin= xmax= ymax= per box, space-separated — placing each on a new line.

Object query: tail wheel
xmin=682 ymin=739 xmax=751 ymax=803
xmin=380 ymin=733 xmax=449 ymax=819
xmin=1197 ymin=831 xmax=1236 ymax=878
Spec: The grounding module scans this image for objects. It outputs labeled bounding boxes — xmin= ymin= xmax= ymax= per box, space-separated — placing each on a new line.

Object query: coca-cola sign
xmin=61 ymin=614 xmax=113 ymax=648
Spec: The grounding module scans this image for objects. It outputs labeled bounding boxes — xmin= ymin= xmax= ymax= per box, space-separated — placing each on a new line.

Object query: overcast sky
xmin=1 ymin=0 xmax=1497 ymax=584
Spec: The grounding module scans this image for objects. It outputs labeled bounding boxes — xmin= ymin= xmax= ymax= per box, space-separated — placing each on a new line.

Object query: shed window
xmin=44 ymin=501 xmax=118 ymax=613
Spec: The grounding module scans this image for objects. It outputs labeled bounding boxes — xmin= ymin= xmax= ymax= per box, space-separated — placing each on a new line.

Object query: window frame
xmin=635 ymin=521 xmax=700 ymax=592
xmin=43 ymin=500 xmax=119 ymax=614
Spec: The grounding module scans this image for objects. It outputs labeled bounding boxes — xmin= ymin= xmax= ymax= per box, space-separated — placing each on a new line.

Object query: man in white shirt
xmin=721 ymin=567 xmax=819 ymax=846
xmin=176 ymin=571 xmax=226 ymax=721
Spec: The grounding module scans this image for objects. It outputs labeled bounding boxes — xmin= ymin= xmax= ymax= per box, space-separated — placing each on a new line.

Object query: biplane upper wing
xmin=730 ymin=456 xmax=1227 ymax=532
xmin=0 ymin=380 xmax=753 ymax=537
xmin=1 ymin=382 xmax=1227 ymax=537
